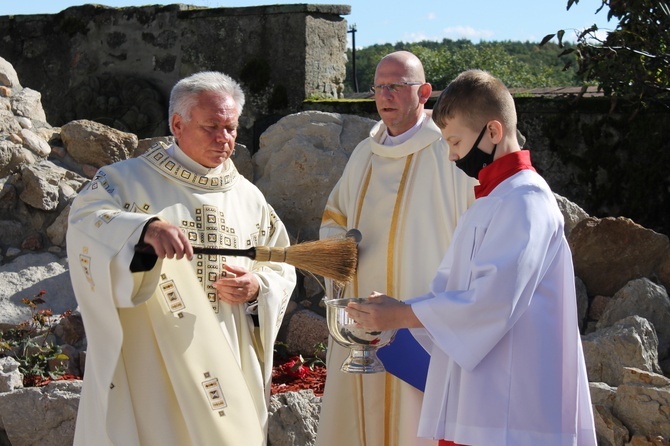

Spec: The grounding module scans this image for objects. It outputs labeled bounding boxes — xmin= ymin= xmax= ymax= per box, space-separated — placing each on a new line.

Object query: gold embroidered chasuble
xmin=67 ymin=143 xmax=296 ymax=445
xmin=317 ymin=118 xmax=475 ymax=446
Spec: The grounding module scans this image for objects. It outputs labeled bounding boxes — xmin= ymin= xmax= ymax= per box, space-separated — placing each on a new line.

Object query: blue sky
xmin=0 ymin=1 xmax=614 ymax=48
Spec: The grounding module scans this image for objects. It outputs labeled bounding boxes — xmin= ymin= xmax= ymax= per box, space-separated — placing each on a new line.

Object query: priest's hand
xmin=214 ymin=264 xmax=260 ymax=305
xmin=346 ymin=291 xmax=423 ymax=331
xmin=142 ymin=219 xmax=194 ymax=260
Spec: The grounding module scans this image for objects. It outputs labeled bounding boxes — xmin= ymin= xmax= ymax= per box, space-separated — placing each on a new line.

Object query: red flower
xmin=277 ymin=356 xmax=309 ymax=379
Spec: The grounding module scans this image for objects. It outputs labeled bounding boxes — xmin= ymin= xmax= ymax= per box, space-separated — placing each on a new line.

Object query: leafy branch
xmin=541 ymin=0 xmax=670 ymax=111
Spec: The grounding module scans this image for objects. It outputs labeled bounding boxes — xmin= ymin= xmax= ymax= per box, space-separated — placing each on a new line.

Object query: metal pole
xmin=348 ymin=24 xmax=359 ymax=93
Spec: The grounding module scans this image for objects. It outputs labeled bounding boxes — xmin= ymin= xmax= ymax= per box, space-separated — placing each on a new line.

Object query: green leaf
xmin=539 ymin=34 xmax=556 ymax=47
xmin=557 ymin=30 xmax=565 ymax=47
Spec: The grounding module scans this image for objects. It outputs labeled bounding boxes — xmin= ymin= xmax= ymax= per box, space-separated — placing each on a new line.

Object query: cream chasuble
xmin=317 ymin=116 xmax=475 ymax=446
xmin=67 ymin=142 xmax=296 ymax=445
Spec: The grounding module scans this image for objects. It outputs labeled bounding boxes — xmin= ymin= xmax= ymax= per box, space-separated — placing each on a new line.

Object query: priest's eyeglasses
xmin=370 ymin=82 xmax=423 ymax=94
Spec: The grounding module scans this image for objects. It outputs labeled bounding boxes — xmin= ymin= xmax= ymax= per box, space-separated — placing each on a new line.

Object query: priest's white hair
xmin=168 ymin=71 xmax=245 ymax=123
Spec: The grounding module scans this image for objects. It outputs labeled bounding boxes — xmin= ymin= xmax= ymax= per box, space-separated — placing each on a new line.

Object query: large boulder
xmin=569 ymin=217 xmax=669 ymax=296
xmin=60 ymin=119 xmax=137 ymax=169
xmin=254 ymin=110 xmax=375 ymax=241
xmin=582 ymin=315 xmax=661 ymax=386
xmin=0 ymin=380 xmax=81 ymax=446
xmin=597 ymin=278 xmax=670 ymax=359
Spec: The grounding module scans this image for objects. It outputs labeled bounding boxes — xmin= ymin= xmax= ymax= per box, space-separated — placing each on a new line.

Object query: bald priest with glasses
xmin=317 ymin=51 xmax=476 ymax=446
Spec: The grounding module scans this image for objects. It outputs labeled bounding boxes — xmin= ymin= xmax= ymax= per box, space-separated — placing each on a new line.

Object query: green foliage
xmin=542 ymin=0 xmax=670 ymax=110
xmin=274 ymin=340 xmax=327 ymax=370
xmin=345 ymin=39 xmax=583 ymax=93
xmin=308 ymin=341 xmax=327 ymax=369
xmin=0 ymin=291 xmax=69 ymax=386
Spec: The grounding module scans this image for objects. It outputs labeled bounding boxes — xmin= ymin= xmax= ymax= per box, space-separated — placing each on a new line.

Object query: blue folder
xmin=377 ymin=328 xmax=430 ymax=392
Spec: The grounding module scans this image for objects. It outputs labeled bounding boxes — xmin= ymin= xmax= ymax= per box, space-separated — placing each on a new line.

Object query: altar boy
xmin=346 ymin=69 xmax=597 ymax=446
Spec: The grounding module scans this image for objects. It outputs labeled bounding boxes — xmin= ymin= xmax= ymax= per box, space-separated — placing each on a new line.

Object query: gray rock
xmin=597 ymin=278 xmax=670 ymax=359
xmin=554 ymin=192 xmax=590 ymax=237
xmin=0 ymin=140 xmax=35 ymax=178
xmin=593 ymin=404 xmax=630 ymax=446
xmin=0 ymin=252 xmax=76 ymax=325
xmin=569 ymin=217 xmax=670 ymax=297
xmin=19 ymin=162 xmax=66 ymax=211
xmin=0 ymin=57 xmax=22 ymax=90
xmin=231 ymin=143 xmax=253 ymax=182
xmin=0 ymin=109 xmax=21 ymax=136
xmin=656 ymin=249 xmax=670 ymax=312
xmin=582 ymin=315 xmax=661 ymax=386
xmin=0 ymin=357 xmax=23 ymax=393
xmin=19 ymin=128 xmax=51 ymax=158
xmin=11 ymin=88 xmax=47 ymax=123
xmin=15 ymin=116 xmax=31 ymax=129
xmin=46 ymin=204 xmax=71 ymax=247
xmin=61 ymin=119 xmax=137 ymax=168
xmin=0 ymin=380 xmax=81 ymax=446
xmin=0 ymin=220 xmax=25 ymax=248
xmin=284 ymin=309 xmax=329 ymax=359
xmin=613 ymin=367 xmax=670 ymax=439
xmin=590 ymin=381 xmax=617 ymax=411
xmin=268 ymin=390 xmax=321 ymax=446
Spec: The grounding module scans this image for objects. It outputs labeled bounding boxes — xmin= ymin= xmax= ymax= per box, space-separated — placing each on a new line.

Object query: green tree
xmin=345 ymin=39 xmax=580 ymax=94
xmin=542 ymin=0 xmax=670 ymax=110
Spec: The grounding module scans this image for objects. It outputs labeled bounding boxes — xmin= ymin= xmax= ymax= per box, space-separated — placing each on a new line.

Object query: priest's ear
xmin=418 ymin=83 xmax=432 ymax=104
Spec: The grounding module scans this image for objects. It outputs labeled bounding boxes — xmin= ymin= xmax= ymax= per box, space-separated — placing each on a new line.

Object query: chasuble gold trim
xmin=353 ymin=165 xmax=372 ymax=297
xmin=142 ymin=143 xmax=239 ymax=192
xmin=386 ymin=154 xmax=414 ymax=297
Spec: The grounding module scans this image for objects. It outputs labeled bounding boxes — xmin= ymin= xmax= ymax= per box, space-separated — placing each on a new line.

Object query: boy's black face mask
xmin=455 ymin=125 xmax=497 ymax=179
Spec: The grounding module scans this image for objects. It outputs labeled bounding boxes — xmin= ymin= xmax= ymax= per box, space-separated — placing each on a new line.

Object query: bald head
xmin=373 ymin=51 xmax=431 ymax=136
xmin=375 ymin=51 xmax=426 ymax=82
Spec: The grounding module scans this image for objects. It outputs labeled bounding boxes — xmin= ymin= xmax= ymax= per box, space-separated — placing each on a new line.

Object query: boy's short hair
xmin=432 ymin=69 xmax=517 ymax=133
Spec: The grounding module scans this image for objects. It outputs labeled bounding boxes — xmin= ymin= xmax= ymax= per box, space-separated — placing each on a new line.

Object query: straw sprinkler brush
xmin=135 ymin=229 xmax=361 ymax=284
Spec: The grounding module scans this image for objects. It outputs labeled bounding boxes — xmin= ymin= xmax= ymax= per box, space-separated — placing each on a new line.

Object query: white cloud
xmin=426 ymin=12 xmax=437 ymax=21
xmin=442 ymin=26 xmax=494 ymax=41
xmin=402 ymin=31 xmax=441 ymax=43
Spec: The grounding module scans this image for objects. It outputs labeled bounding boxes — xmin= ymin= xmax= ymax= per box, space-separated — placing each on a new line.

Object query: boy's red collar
xmin=474 ymin=150 xmax=536 ymax=198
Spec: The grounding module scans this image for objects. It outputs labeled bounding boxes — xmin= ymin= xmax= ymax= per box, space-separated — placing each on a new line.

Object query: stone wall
xmin=0 ymin=3 xmax=349 ymax=148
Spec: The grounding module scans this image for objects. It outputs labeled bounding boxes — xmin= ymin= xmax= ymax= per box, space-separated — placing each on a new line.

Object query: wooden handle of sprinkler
xmin=134 ymin=243 xmax=258 ymax=260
